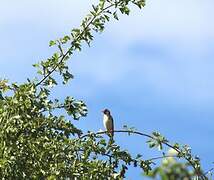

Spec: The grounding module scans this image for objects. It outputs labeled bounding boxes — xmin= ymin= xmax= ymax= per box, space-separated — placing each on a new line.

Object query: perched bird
xmin=102 ymin=109 xmax=114 ymax=137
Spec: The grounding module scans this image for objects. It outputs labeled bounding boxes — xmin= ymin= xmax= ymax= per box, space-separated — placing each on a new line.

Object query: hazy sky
xmin=0 ymin=0 xmax=214 ymax=178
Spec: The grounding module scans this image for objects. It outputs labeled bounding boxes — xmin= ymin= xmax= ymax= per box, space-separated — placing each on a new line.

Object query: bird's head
xmin=102 ymin=109 xmax=111 ymax=116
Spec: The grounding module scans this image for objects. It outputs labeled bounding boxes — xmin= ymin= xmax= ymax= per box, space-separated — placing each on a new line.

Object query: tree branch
xmin=80 ymin=130 xmax=207 ymax=180
xmin=35 ymin=3 xmax=115 ymax=87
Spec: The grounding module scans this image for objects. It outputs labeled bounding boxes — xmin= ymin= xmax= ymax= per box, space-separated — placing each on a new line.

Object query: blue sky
xmin=0 ymin=0 xmax=214 ymax=178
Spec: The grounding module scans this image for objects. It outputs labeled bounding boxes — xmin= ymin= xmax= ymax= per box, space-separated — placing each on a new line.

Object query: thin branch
xmin=204 ymin=167 xmax=214 ymax=175
xmin=147 ymin=155 xmax=178 ymax=162
xmin=57 ymin=40 xmax=65 ymax=56
xmin=39 ymin=105 xmax=66 ymax=114
xmin=35 ymin=3 xmax=115 ymax=87
xmin=80 ymin=130 xmax=152 ymax=139
xmin=80 ymin=130 xmax=207 ymax=180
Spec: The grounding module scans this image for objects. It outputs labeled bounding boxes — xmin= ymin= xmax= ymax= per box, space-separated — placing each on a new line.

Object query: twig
xmin=147 ymin=155 xmax=178 ymax=162
xmin=39 ymin=104 xmax=66 ymax=114
xmin=204 ymin=167 xmax=214 ymax=175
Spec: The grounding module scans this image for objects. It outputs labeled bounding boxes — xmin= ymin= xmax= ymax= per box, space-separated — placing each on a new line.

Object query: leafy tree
xmin=0 ymin=0 xmax=212 ymax=179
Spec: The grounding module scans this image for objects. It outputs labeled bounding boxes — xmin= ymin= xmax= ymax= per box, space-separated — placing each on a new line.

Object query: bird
xmin=102 ymin=109 xmax=114 ymax=137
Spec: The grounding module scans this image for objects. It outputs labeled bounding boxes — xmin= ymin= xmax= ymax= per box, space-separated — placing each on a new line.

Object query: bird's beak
xmin=101 ymin=110 xmax=104 ymax=113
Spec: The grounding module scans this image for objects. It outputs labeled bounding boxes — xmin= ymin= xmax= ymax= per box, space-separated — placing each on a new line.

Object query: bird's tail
xmin=110 ymin=130 xmax=114 ymax=137
xmin=109 ymin=130 xmax=114 ymax=142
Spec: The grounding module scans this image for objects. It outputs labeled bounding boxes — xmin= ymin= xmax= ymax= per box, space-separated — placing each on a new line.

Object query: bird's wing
xmin=110 ymin=115 xmax=114 ymax=137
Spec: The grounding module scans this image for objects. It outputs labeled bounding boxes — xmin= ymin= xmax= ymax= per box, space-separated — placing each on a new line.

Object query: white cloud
xmin=133 ymin=57 xmax=214 ymax=104
xmin=0 ymin=0 xmax=97 ymax=27
xmin=1 ymin=0 xmax=214 ymax=105
xmin=105 ymin=0 xmax=214 ymax=46
xmin=1 ymin=0 xmax=213 ymax=45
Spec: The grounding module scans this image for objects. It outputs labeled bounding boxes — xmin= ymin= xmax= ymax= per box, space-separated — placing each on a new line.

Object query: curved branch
xmin=80 ymin=130 xmax=207 ymax=180
xmin=147 ymin=155 xmax=178 ymax=163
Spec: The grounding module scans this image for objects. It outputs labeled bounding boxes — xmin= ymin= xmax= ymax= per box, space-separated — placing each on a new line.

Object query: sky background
xmin=0 ymin=0 xmax=214 ymax=178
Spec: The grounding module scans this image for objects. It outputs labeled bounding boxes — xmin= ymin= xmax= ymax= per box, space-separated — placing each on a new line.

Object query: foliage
xmin=144 ymin=148 xmax=198 ymax=180
xmin=0 ymin=0 xmax=211 ymax=179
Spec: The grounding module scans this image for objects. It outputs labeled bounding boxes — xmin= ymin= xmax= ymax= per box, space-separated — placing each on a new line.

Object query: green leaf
xmin=62 ymin=70 xmax=74 ymax=84
xmin=49 ymin=40 xmax=56 ymax=47
xmin=113 ymin=11 xmax=119 ymax=20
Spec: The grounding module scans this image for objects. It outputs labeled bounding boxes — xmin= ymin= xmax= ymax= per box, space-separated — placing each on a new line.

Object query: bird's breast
xmin=103 ymin=114 xmax=113 ymax=130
